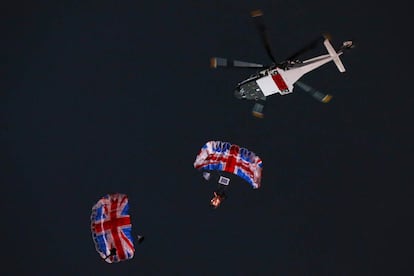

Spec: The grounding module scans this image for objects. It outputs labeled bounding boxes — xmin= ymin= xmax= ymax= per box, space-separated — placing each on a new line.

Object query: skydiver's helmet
xmin=210 ymin=191 xmax=226 ymax=209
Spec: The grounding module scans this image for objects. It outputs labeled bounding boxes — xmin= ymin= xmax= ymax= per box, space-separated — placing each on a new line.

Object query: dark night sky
xmin=2 ymin=1 xmax=413 ymax=275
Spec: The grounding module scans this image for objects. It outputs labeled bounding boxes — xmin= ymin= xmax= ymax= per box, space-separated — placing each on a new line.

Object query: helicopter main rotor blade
xmin=286 ymin=35 xmax=325 ymax=62
xmin=251 ymin=10 xmax=277 ymax=64
xmin=295 ymin=81 xmax=332 ymax=103
xmin=252 ymin=102 xmax=265 ymax=118
xmin=210 ymin=57 xmax=264 ymax=69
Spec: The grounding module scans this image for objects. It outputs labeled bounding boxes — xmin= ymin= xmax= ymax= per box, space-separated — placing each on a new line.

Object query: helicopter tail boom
xmin=323 ymin=38 xmax=346 ymax=73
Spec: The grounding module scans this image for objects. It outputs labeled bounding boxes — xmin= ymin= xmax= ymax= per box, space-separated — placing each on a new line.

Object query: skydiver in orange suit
xmin=210 ymin=190 xmax=227 ymax=209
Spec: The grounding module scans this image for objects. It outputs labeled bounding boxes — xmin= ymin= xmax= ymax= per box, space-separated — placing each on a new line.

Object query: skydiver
xmin=136 ymin=235 xmax=145 ymax=244
xmin=104 ymin=248 xmax=117 ymax=260
xmin=210 ymin=190 xmax=227 ymax=209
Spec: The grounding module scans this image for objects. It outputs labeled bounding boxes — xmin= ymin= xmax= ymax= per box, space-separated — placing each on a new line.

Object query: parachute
xmin=194 ymin=141 xmax=263 ymax=188
xmin=90 ymin=193 xmax=135 ymax=263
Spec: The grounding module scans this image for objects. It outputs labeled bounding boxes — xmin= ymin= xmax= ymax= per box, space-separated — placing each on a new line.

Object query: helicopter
xmin=210 ymin=10 xmax=355 ymax=118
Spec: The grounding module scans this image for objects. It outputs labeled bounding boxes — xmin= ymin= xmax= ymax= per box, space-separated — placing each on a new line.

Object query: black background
xmin=2 ymin=1 xmax=412 ymax=275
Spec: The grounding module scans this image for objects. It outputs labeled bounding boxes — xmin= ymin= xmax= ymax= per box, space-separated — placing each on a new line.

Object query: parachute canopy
xmin=91 ymin=193 xmax=135 ymax=263
xmin=194 ymin=141 xmax=263 ymax=188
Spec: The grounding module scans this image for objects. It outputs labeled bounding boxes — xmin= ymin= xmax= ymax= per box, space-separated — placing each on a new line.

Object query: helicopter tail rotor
xmin=340 ymin=40 xmax=355 ymax=51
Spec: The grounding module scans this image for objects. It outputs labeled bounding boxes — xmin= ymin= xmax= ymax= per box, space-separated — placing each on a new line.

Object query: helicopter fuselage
xmin=235 ymin=52 xmax=343 ymax=101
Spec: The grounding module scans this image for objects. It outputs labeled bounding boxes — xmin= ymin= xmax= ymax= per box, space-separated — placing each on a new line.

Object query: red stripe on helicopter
xmin=271 ymin=73 xmax=288 ymax=91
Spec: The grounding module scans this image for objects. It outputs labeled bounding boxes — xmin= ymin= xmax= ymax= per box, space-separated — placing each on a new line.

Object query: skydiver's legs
xmin=104 ymin=248 xmax=117 ymax=260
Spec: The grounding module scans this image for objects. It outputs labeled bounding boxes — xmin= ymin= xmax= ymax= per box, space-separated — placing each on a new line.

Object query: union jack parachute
xmin=90 ymin=193 xmax=135 ymax=263
xmin=194 ymin=141 xmax=263 ymax=188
